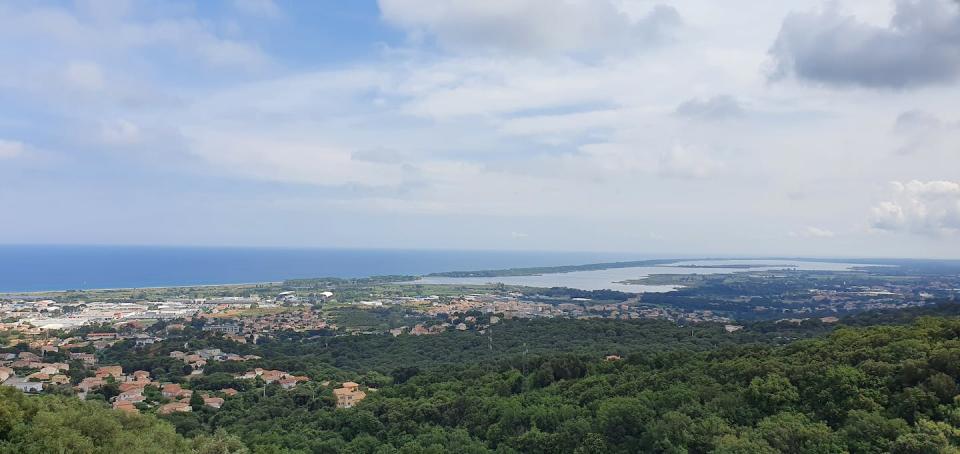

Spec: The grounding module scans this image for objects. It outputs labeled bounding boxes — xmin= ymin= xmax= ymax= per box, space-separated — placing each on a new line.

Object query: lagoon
xmin=414 ymin=259 xmax=875 ymax=292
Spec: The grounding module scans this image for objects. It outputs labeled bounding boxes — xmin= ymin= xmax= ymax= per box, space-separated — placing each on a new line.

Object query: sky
xmin=1 ymin=0 xmax=959 ymax=258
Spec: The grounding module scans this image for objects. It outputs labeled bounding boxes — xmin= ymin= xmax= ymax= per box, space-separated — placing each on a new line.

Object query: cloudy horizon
xmin=1 ymin=0 xmax=959 ymax=258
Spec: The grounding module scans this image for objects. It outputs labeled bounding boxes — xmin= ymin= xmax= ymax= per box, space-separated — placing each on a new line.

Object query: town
xmin=3 ymin=264 xmax=957 ymax=414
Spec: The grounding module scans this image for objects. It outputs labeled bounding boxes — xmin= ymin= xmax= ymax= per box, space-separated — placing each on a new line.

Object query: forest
xmin=3 ymin=305 xmax=960 ymax=452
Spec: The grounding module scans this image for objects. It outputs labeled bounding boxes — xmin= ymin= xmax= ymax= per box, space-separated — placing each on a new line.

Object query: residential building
xmin=333 ymin=381 xmax=366 ymax=409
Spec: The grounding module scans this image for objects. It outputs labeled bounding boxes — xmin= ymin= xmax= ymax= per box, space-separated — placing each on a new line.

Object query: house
xmin=131 ymin=370 xmax=151 ymax=382
xmin=605 ymin=355 xmax=622 ymax=361
xmin=220 ymin=388 xmax=238 ymax=397
xmin=202 ymin=324 xmax=240 ymax=335
xmin=76 ymin=377 xmax=105 ymax=393
xmin=169 ymin=351 xmax=186 ymax=360
xmin=3 ymin=377 xmax=44 ymax=393
xmin=86 ymin=333 xmax=117 ymax=341
xmin=261 ymin=370 xmax=285 ymax=383
xmin=196 ymin=348 xmax=223 ymax=360
xmin=410 ymin=325 xmax=430 ymax=336
xmin=118 ymin=382 xmax=144 ymax=392
xmin=166 ymin=324 xmax=186 ymax=332
xmin=26 ymin=372 xmax=50 ymax=382
xmin=70 ymin=353 xmax=97 ymax=365
xmin=161 ymin=383 xmax=184 ymax=398
xmin=158 ymin=402 xmax=192 ymax=415
xmin=50 ymin=374 xmax=70 ymax=385
xmin=203 ymin=397 xmax=225 ymax=409
xmin=17 ymin=352 xmax=40 ymax=361
xmin=235 ymin=369 xmax=260 ymax=380
xmin=134 ymin=336 xmax=157 ymax=347
xmin=117 ymin=389 xmax=145 ymax=402
xmin=278 ymin=376 xmax=309 ymax=389
xmin=333 ymin=382 xmax=366 ymax=409
xmin=47 ymin=362 xmax=70 ymax=372
xmin=113 ymin=401 xmax=139 ymax=414
xmin=96 ymin=366 xmax=124 ymax=379
xmin=225 ymin=334 xmax=247 ymax=344
xmin=0 ymin=367 xmax=12 ymax=383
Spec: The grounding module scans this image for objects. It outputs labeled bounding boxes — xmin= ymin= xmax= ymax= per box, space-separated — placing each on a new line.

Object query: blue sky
xmin=2 ymin=0 xmax=960 ymax=257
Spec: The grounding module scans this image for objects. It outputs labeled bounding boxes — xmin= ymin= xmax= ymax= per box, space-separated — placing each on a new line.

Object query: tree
xmin=192 ymin=429 xmax=250 ymax=454
xmin=746 ymin=374 xmax=799 ymax=417
xmin=190 ymin=391 xmax=205 ymax=412
xmin=754 ymin=412 xmax=844 ymax=454
xmin=840 ymin=410 xmax=909 ymax=454
xmin=711 ymin=434 xmax=777 ymax=454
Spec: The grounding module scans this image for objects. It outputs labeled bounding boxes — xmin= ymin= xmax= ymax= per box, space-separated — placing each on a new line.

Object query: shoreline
xmin=0 ymin=280 xmax=284 ymax=296
xmin=0 ymin=257 xmax=906 ymax=296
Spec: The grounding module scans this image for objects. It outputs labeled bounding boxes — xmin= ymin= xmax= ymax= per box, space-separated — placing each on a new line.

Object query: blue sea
xmin=0 ymin=245 xmax=641 ymax=293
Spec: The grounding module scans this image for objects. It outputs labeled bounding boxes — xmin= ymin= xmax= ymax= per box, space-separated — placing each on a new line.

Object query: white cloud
xmin=0 ymin=140 xmax=25 ymax=159
xmin=63 ymin=61 xmax=105 ymax=91
xmin=675 ymin=95 xmax=745 ymax=120
xmin=100 ymin=119 xmax=141 ymax=145
xmin=871 ymin=180 xmax=960 ymax=236
xmin=657 ymin=145 xmax=724 ymax=179
xmin=892 ymin=109 xmax=959 ymax=155
xmin=4 ymin=0 xmax=960 ymax=254
xmin=378 ymin=0 xmax=680 ymax=55
xmin=770 ymin=0 xmax=960 ymax=88
xmin=0 ymin=4 xmax=268 ymax=69
xmin=74 ymin=0 xmax=133 ymax=22
xmin=790 ymin=226 xmax=835 ymax=238
xmin=233 ymin=0 xmax=281 ymax=18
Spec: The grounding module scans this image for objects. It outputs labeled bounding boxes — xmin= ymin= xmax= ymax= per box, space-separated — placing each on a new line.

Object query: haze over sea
xmin=0 ymin=245 xmax=644 ymax=293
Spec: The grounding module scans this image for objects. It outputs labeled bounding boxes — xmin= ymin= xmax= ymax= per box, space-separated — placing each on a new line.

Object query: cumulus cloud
xmin=871 ymin=180 xmax=960 ymax=235
xmin=675 ymin=95 xmax=744 ymax=120
xmin=0 ymin=139 xmax=25 ymax=159
xmin=378 ymin=0 xmax=681 ymax=55
xmin=770 ymin=0 xmax=960 ymax=88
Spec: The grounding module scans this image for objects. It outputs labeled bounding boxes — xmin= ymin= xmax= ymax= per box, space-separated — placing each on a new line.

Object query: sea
xmin=0 ymin=245 xmax=643 ymax=293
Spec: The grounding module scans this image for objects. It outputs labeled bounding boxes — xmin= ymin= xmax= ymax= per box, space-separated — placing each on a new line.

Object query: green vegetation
xmin=0 ymin=387 xmax=191 ymax=453
xmin=155 ymin=314 xmax=960 ymax=452
xmin=9 ymin=304 xmax=960 ymax=452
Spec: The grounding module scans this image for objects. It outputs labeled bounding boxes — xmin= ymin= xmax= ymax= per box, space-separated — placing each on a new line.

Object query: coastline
xmin=0 ymin=281 xmax=284 ymax=296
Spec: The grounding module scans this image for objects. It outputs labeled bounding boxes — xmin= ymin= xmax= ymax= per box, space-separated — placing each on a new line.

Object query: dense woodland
xmin=5 ymin=306 xmax=960 ymax=452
